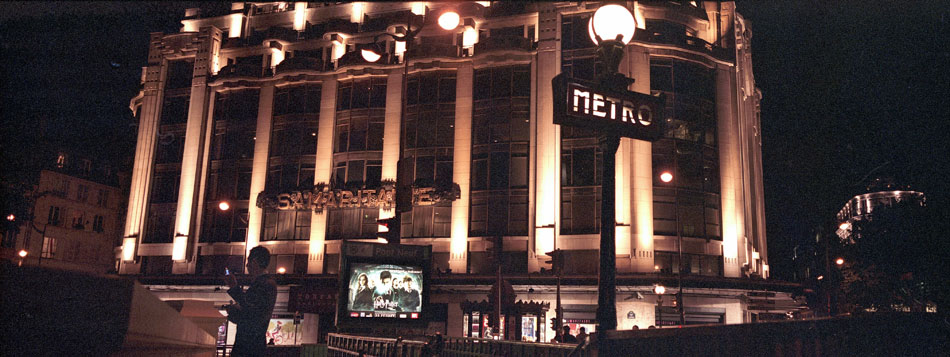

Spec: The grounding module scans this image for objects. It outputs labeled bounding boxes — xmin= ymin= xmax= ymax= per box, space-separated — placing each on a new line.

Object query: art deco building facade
xmin=119 ymin=1 xmax=796 ymax=342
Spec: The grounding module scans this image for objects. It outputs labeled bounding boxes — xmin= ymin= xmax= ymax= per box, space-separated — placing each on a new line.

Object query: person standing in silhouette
xmin=225 ymin=246 xmax=277 ymax=356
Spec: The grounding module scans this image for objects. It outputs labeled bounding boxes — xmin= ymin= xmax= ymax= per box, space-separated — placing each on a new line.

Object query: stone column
xmin=172 ymin=27 xmax=219 ymax=273
xmin=626 ymin=45 xmax=655 ymax=273
xmin=120 ymin=33 xmax=167 ymax=274
xmin=307 ymin=79 xmax=337 ymax=274
xmin=245 ymin=83 xmax=275 ymax=268
xmin=450 ymin=62 xmax=473 ymax=273
xmin=379 ymin=70 xmax=403 ymax=222
xmin=533 ymin=3 xmax=561 ymax=269
xmin=716 ymin=64 xmax=742 ymax=278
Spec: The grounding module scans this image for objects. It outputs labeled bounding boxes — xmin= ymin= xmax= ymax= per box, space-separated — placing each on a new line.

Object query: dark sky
xmin=2 ymin=1 xmax=948 ymax=280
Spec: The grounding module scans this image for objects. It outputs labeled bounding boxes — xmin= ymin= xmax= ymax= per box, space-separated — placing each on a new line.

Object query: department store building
xmin=119 ymin=1 xmax=802 ymax=343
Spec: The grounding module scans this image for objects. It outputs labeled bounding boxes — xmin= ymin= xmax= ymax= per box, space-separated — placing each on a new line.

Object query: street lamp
xmin=277 ymin=267 xmax=287 ymax=274
xmin=6 ymin=214 xmax=14 ymax=221
xmin=835 ymin=258 xmax=845 ymax=266
xmin=660 ymin=170 xmax=686 ymax=326
xmin=218 ymin=201 xmax=230 ymax=211
xmin=437 ymin=10 xmax=460 ymax=31
xmin=588 ymin=3 xmax=636 ymax=337
xmin=18 ymin=249 xmax=27 ymax=267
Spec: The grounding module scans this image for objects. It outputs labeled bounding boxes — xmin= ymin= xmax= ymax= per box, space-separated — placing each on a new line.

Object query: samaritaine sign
xmin=552 ymin=74 xmax=664 ymax=141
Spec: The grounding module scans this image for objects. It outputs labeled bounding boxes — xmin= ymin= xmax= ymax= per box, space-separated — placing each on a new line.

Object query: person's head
xmin=579 ymin=327 xmax=586 ymax=334
xmin=562 ymin=325 xmax=572 ymax=335
xmin=247 ymin=246 xmax=271 ymax=275
xmin=380 ymin=271 xmax=392 ymax=285
xmin=358 ymin=273 xmax=368 ymax=287
xmin=394 ymin=277 xmax=403 ymax=290
xmin=403 ymin=276 xmax=413 ymax=290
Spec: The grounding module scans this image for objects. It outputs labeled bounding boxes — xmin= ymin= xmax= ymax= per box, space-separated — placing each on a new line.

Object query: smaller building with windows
xmin=3 ymin=151 xmax=123 ymax=274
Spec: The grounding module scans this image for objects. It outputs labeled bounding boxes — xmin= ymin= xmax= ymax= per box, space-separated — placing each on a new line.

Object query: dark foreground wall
xmin=0 ymin=262 xmax=215 ymax=356
xmin=604 ymin=312 xmax=950 ymax=356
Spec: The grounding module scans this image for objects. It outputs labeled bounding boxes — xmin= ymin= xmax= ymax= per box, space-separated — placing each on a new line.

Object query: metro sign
xmin=553 ymin=74 xmax=664 ymax=141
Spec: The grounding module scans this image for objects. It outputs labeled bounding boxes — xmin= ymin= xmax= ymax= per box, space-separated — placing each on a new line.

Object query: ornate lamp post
xmin=588 ymin=2 xmax=637 ymax=338
xmin=361 ymin=9 xmax=461 ymax=245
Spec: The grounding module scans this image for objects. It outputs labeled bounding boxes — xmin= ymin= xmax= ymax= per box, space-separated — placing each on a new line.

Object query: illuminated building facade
xmin=119 ymin=1 xmax=799 ymax=342
xmin=835 ymin=177 xmax=926 ymax=241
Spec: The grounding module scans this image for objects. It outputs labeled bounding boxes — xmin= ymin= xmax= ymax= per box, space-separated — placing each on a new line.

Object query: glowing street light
xmin=660 ymin=171 xmax=674 ymax=183
xmin=835 ymin=258 xmax=845 ymax=266
xmin=838 ymin=222 xmax=851 ymax=230
xmin=437 ymin=11 xmax=460 ymax=31
xmin=360 ymin=48 xmax=382 ymax=63
xmin=218 ymin=201 xmax=231 ymax=211
xmin=654 ymin=285 xmax=666 ymax=295
xmin=587 ymin=4 xmax=636 ymax=45
xmin=18 ymin=250 xmax=28 ymax=258
xmin=277 ymin=267 xmax=287 ymax=274
xmin=6 ymin=214 xmax=14 ymax=221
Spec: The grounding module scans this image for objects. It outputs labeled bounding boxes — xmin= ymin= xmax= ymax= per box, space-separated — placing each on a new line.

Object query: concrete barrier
xmin=0 ymin=262 xmax=216 ymax=356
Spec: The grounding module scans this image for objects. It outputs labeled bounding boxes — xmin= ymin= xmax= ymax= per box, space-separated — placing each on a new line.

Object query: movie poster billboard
xmin=336 ymin=241 xmax=431 ymax=328
xmin=346 ymin=263 xmax=423 ymax=317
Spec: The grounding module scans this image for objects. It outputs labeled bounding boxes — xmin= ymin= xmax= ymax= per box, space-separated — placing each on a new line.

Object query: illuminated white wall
xmin=121 ymin=61 xmax=164 ymax=272
xmin=450 ymin=63 xmax=473 ymax=272
xmin=533 ymin=7 xmax=560 ymax=265
xmin=308 ymin=79 xmax=338 ymax=274
xmin=379 ymin=71 xmax=403 ymax=223
xmin=245 ymin=84 xmax=275 ymax=270
xmin=626 ymin=46 xmax=655 ymax=273
xmin=716 ymin=65 xmax=741 ymax=277
xmin=293 ymin=2 xmax=307 ymax=31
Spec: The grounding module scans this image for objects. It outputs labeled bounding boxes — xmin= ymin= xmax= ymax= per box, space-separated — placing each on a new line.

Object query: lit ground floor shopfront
xmin=140 ymin=274 xmax=805 ymax=344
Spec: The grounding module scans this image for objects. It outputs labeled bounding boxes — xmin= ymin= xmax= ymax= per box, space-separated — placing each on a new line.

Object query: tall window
xmin=42 ymin=236 xmax=57 ymax=259
xmin=202 ymin=89 xmax=259 ymax=243
xmin=399 ymin=70 xmax=457 ymax=239
xmin=470 ymin=65 xmax=529 ymax=237
xmin=651 ymin=59 xmax=721 ymax=241
xmin=559 ymin=16 xmax=605 ymax=235
xmin=327 ymin=77 xmax=387 ymax=241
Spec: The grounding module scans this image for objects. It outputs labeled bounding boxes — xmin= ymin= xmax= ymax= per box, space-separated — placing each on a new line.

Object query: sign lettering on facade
xmin=256 ymin=184 xmax=460 ymax=212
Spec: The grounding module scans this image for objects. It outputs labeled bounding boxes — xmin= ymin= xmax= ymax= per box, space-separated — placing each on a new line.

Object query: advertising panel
xmin=336 ymin=241 xmax=431 ymax=328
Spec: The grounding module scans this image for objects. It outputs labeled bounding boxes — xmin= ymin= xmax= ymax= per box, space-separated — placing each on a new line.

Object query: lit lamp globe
xmin=19 ymin=250 xmax=28 ymax=258
xmin=361 ymin=48 xmax=382 ymax=63
xmin=438 ymin=11 xmax=460 ymax=31
xmin=654 ymin=285 xmax=666 ymax=295
xmin=660 ymin=172 xmax=673 ymax=183
xmin=218 ymin=201 xmax=230 ymax=211
xmin=588 ymin=4 xmax=636 ymax=45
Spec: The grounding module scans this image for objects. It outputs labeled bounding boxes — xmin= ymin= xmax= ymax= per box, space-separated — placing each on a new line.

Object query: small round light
xmin=6 ymin=214 xmax=14 ymax=221
xmin=654 ymin=285 xmax=666 ymax=295
xmin=438 ymin=11 xmax=460 ymax=31
xmin=361 ymin=49 xmax=381 ymax=63
xmin=277 ymin=267 xmax=287 ymax=274
xmin=835 ymin=258 xmax=845 ymax=266
xmin=218 ymin=201 xmax=230 ymax=211
xmin=588 ymin=4 xmax=636 ymax=45
xmin=838 ymin=222 xmax=851 ymax=230
xmin=660 ymin=172 xmax=673 ymax=183
xmin=18 ymin=250 xmax=28 ymax=258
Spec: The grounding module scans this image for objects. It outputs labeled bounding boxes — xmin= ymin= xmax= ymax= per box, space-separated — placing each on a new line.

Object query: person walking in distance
xmin=225 ymin=246 xmax=277 ymax=356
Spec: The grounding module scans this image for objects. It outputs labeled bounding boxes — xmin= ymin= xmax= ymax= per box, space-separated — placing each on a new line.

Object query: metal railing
xmin=327 ymin=333 xmax=427 ymax=357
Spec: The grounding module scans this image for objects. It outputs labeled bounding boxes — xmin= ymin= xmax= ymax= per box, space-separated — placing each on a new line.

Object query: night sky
xmin=2 ymin=1 xmax=948 ymax=280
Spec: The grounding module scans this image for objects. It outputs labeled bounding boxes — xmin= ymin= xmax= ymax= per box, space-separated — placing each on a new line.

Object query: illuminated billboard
xmin=336 ymin=242 xmax=431 ymax=327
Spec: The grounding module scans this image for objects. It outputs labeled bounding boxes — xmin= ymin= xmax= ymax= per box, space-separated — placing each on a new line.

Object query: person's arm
xmin=229 ymin=277 xmax=277 ymax=319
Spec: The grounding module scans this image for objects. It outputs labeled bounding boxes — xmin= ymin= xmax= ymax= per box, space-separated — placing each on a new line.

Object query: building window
xmin=327 ymin=208 xmax=379 ymax=240
xmin=165 ymin=59 xmax=195 ymax=90
xmin=92 ymin=215 xmax=105 ymax=233
xmin=470 ymin=65 xmax=529 ymax=237
xmin=262 ymin=210 xmax=311 ymax=241
xmin=274 ymin=84 xmax=321 ymax=116
xmin=42 ymin=236 xmax=57 ymax=259
xmin=144 ymin=210 xmax=175 ymax=244
xmin=202 ymin=208 xmax=249 ymax=243
xmin=156 ymin=131 xmax=186 ymax=164
xmin=96 ymin=189 xmax=110 ymax=208
xmin=335 ymin=77 xmax=386 ymax=153
xmin=149 ymin=172 xmax=181 ymax=204
xmin=404 ymin=71 xmax=456 ymax=149
xmin=561 ymin=13 xmax=595 ymax=51
xmin=650 ymin=59 xmax=720 ymax=240
xmin=47 ymin=206 xmax=62 ymax=226
xmin=76 ymin=184 xmax=89 ymax=203
xmin=160 ymin=94 xmax=190 ymax=126
xmin=81 ymin=159 xmax=92 ymax=176
xmin=655 ymin=251 xmax=722 ymax=277
xmin=56 ymin=152 xmax=67 ymax=168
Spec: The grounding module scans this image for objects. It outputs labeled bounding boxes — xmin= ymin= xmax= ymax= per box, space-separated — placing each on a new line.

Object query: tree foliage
xmin=840 ymin=201 xmax=949 ymax=312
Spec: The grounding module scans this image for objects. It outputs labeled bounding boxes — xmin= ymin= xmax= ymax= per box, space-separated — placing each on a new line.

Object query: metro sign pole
xmin=552 ymin=4 xmax=664 ymax=342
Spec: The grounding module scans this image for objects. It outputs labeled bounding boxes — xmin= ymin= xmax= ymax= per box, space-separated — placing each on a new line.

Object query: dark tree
xmin=840 ymin=201 xmax=949 ymax=313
